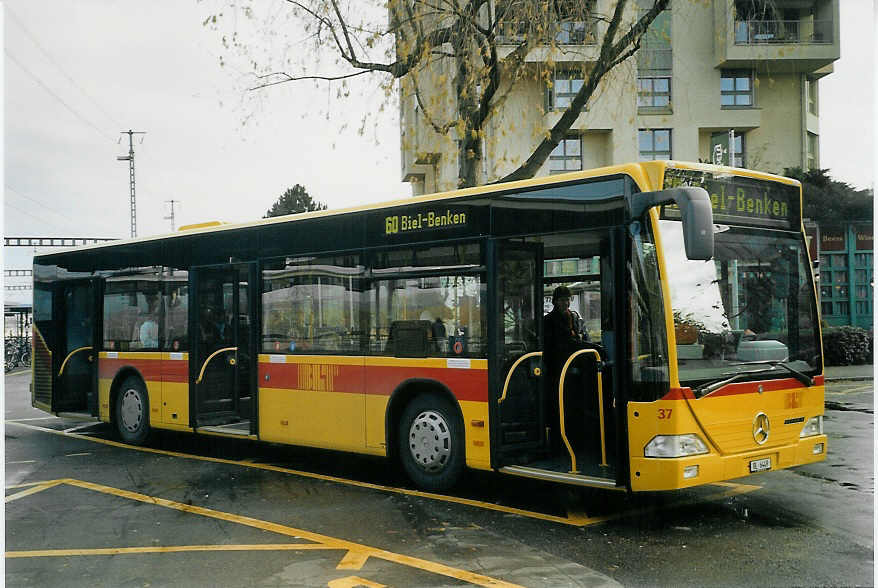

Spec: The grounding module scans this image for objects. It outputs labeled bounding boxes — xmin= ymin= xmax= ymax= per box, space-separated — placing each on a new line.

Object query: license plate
xmin=749 ymin=457 xmax=771 ymax=472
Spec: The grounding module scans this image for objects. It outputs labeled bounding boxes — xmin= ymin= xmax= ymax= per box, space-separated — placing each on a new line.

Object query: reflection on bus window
xmin=370 ymin=274 xmax=486 ymax=358
xmin=103 ymin=276 xmax=162 ymax=351
xmin=629 ymin=223 xmax=669 ymax=401
xmin=659 ymin=220 xmax=821 ymax=386
xmin=163 ymin=271 xmax=188 ymax=351
xmin=262 ymin=255 xmax=364 ymax=354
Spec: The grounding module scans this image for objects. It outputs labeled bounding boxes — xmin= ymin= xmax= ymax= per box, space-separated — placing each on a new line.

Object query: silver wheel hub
xmin=120 ymin=388 xmax=143 ymax=433
xmin=408 ymin=410 xmax=451 ymax=473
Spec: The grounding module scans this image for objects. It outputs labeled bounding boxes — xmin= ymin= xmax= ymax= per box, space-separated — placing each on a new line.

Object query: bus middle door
xmin=53 ymin=279 xmax=101 ymax=416
xmin=191 ymin=264 xmax=256 ymax=432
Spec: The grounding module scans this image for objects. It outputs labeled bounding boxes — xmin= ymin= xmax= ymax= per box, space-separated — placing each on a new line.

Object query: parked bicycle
xmin=5 ymin=337 xmax=31 ymax=372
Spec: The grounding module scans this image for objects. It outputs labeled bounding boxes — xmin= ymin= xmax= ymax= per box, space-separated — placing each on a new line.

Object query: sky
xmin=2 ymin=0 xmax=875 ymax=306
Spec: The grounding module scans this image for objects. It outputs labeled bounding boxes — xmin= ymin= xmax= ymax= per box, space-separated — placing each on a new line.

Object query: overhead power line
xmin=6 ymin=185 xmax=72 ymax=226
xmin=5 ymin=6 xmax=123 ymax=129
xmin=4 ymin=200 xmax=68 ymax=231
xmin=5 ymin=49 xmax=115 ymax=142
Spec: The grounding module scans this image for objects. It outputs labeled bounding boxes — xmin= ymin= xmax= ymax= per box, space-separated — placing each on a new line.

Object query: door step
xmin=55 ymin=412 xmax=98 ymax=421
xmin=198 ymin=420 xmax=252 ymax=436
xmin=499 ymin=465 xmax=624 ymax=491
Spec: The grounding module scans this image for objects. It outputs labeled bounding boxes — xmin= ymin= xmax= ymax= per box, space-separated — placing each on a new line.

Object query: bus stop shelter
xmin=4 ymin=303 xmax=32 ymax=340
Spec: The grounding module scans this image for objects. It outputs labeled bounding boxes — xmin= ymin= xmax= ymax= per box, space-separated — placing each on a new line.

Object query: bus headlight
xmin=799 ymin=416 xmax=823 ymax=438
xmin=644 ymin=434 xmax=709 ymax=458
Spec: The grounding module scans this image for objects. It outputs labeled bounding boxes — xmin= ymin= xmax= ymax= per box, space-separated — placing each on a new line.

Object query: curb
xmin=825 ymin=376 xmax=873 ymax=383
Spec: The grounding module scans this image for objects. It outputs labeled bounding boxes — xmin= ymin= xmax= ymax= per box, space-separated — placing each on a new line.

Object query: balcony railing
xmin=497 ymin=20 xmax=597 ymax=46
xmin=734 ymin=19 xmax=833 ymax=44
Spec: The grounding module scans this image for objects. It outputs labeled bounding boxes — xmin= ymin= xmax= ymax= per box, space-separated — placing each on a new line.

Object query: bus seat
xmin=387 ymin=320 xmax=431 ymax=358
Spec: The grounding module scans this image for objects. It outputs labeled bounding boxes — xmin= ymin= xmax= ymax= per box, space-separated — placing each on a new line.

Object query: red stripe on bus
xmin=259 ymin=362 xmax=488 ymax=402
xmin=365 ymin=365 xmax=488 ymax=402
xmin=99 ymin=357 xmax=188 ymax=383
xmin=661 ymin=374 xmax=825 ymax=401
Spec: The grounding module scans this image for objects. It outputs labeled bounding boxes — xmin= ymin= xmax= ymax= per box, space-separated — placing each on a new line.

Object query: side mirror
xmin=630 ymin=187 xmax=714 ymax=260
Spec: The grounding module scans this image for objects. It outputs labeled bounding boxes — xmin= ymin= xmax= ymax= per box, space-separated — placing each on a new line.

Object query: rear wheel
xmin=398 ymin=393 xmax=464 ymax=491
xmin=115 ymin=376 xmax=150 ymax=445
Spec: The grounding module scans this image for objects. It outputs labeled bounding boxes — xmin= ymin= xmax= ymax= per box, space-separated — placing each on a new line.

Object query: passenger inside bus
xmin=542 ymin=285 xmax=604 ymax=452
xmin=137 ymin=294 xmax=160 ymax=349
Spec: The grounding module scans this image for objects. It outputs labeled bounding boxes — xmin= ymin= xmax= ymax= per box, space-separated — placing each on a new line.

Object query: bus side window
xmin=163 ymin=278 xmax=188 ymax=352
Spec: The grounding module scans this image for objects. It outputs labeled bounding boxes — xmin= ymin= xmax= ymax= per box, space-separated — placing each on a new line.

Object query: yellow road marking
xmin=6 ymin=543 xmax=335 ymax=558
xmin=328 ymin=577 xmax=386 ymax=588
xmin=5 ymin=480 xmax=63 ymax=503
xmin=337 ymin=550 xmax=371 ymax=570
xmin=5 ymin=420 xmax=760 ymax=527
xmin=5 ymin=420 xmax=587 ymax=525
xmin=5 ymin=478 xmax=521 ymax=588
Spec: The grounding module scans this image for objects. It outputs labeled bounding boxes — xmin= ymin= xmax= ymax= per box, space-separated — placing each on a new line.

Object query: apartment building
xmin=399 ymin=0 xmax=840 ymax=195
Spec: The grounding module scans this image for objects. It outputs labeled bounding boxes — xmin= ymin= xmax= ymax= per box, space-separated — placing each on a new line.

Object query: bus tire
xmin=115 ymin=376 xmax=151 ymax=445
xmin=398 ymin=393 xmax=464 ymax=491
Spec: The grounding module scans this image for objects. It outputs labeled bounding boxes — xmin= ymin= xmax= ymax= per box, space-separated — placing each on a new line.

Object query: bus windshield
xmin=659 ymin=220 xmax=821 ymax=392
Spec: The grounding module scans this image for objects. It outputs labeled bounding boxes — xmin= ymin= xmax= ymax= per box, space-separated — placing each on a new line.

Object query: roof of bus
xmin=34 ymin=161 xmax=800 ymax=259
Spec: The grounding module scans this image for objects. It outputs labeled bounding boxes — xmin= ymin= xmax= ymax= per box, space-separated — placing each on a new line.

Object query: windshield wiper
xmin=694 ymin=361 xmax=815 ymax=398
xmin=729 ymin=360 xmax=815 ymax=388
xmin=694 ymin=367 xmax=779 ymax=397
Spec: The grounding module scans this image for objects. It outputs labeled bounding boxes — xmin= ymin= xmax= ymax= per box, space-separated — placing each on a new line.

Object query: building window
xmin=721 ymin=70 xmax=754 ymax=107
xmin=807 ymin=79 xmax=818 ymax=115
xmin=807 ymin=132 xmax=819 ymax=169
xmin=637 ymin=77 xmax=671 ymax=109
xmin=821 ymin=301 xmax=833 ymax=316
xmin=638 ymin=129 xmax=671 ymax=161
xmin=549 ymin=135 xmax=582 ymax=173
xmin=548 ymin=70 xmax=584 ymax=109
xmin=711 ymin=131 xmax=745 ymax=167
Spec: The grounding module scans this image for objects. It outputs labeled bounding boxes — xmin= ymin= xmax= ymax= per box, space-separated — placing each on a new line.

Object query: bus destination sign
xmin=662 ymin=169 xmax=799 ymax=229
xmin=385 ymin=209 xmax=468 ymax=235
xmin=704 ymin=182 xmax=790 ymax=220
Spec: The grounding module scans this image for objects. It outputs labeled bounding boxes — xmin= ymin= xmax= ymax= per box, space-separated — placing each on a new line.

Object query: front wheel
xmin=398 ymin=393 xmax=465 ymax=492
xmin=115 ymin=376 xmax=151 ymax=445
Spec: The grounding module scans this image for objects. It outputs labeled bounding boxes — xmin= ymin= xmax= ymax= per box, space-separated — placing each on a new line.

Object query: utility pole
xmin=164 ymin=199 xmax=181 ymax=232
xmin=117 ymin=130 xmax=146 ymax=238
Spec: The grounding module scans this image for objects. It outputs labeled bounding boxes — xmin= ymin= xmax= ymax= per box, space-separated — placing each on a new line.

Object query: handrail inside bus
xmin=58 ymin=346 xmax=93 ymax=377
xmin=195 ymin=347 xmax=238 ymax=384
xmin=558 ymin=348 xmax=606 ymax=474
xmin=498 ymin=351 xmax=543 ymax=405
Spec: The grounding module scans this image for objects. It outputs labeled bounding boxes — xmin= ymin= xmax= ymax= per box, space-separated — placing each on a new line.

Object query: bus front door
xmin=494 ymin=233 xmax=620 ymax=487
xmin=53 ymin=279 xmax=100 ymax=416
xmin=191 ymin=264 xmax=256 ymax=433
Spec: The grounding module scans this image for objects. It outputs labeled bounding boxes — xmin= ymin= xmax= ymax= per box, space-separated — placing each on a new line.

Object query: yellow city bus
xmin=31 ymin=161 xmax=827 ymax=492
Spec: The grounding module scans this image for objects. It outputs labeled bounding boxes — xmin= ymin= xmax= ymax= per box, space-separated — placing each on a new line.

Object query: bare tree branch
xmin=248 ymin=70 xmax=372 ymax=91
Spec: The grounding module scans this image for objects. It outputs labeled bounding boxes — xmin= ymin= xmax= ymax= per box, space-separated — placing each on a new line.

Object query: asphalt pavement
xmin=824 ymin=363 xmax=874 ymax=382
